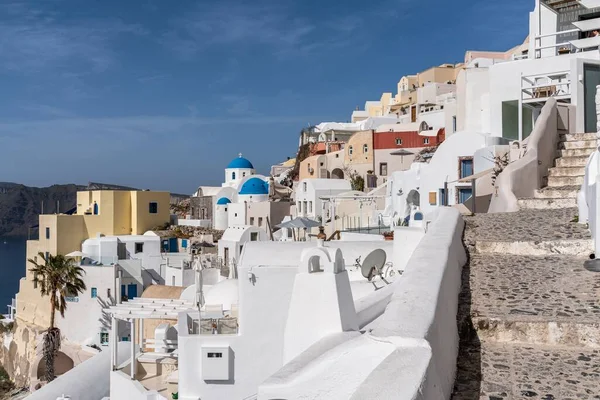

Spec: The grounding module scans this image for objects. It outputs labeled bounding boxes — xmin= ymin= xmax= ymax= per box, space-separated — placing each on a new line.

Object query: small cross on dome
xmin=238 ymin=153 xmax=243 ymax=158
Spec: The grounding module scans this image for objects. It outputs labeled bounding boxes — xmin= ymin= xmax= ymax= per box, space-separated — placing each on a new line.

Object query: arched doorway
xmin=331 ymin=168 xmax=344 ymax=179
xmin=36 ymin=351 xmax=74 ymax=380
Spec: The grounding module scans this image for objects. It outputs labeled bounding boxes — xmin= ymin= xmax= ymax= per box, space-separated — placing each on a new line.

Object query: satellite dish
xmin=360 ymin=249 xmax=387 ymax=282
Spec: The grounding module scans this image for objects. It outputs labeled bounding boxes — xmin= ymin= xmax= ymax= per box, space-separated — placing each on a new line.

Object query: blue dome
xmin=239 ymin=178 xmax=269 ymax=195
xmin=216 ymin=197 xmax=231 ymax=205
xmin=227 ymin=155 xmax=254 ymax=169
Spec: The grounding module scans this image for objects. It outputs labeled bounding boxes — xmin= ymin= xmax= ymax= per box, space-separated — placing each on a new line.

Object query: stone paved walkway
xmin=467 ymin=208 xmax=590 ymax=243
xmin=452 ymin=205 xmax=600 ymax=400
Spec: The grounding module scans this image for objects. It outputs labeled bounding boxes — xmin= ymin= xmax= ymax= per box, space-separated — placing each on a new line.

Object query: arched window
xmin=348 ymin=146 xmax=353 ymax=156
xmin=232 ymin=172 xmax=236 ymax=180
xmin=363 ymin=144 xmax=368 ymax=153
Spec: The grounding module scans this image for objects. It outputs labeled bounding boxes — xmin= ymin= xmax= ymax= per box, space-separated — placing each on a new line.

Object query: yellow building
xmin=416 ymin=63 xmax=464 ymax=87
xmin=16 ymin=190 xmax=171 ymax=328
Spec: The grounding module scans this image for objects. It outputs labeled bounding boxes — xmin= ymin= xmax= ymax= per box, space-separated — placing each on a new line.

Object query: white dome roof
xmin=204 ymin=279 xmax=239 ymax=310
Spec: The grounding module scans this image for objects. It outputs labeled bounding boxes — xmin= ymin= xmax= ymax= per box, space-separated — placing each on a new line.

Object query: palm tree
xmin=28 ymin=252 xmax=86 ymax=383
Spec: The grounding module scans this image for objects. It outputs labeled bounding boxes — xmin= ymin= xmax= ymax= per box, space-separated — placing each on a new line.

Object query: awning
xmin=580 ymin=0 xmax=600 ymax=10
xmin=569 ymin=36 xmax=600 ymax=50
xmin=456 ymin=168 xmax=494 ymax=183
xmin=390 ymin=149 xmax=414 ymax=156
xmin=572 ymin=17 xmax=600 ymax=32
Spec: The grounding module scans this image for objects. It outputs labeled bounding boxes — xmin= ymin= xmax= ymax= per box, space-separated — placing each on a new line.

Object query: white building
xmin=295 ymin=179 xmax=352 ymax=220
xmin=217 ymin=225 xmax=269 ymax=278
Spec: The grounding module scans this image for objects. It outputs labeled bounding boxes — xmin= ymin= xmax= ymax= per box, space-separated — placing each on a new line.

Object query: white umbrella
xmin=66 ymin=251 xmax=88 ymax=258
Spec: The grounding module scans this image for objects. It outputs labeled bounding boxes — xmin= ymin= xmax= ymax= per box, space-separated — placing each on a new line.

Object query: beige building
xmin=417 ymin=63 xmax=464 ymax=87
xmin=16 ymin=190 xmax=171 ymax=329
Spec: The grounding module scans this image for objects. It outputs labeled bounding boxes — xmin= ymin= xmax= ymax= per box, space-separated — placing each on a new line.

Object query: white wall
xmin=110 ymin=370 xmax=167 ymax=400
xmin=165 ymin=265 xmax=195 ymax=287
xmin=418 ymin=109 xmax=445 ymax=129
xmin=257 ymin=208 xmax=467 ymax=400
xmin=228 ymin=203 xmax=247 ymax=226
xmin=30 ymin=342 xmax=130 ymax=400
xmin=178 ymin=219 xmax=211 ymax=228
xmin=456 ymin=67 xmax=491 ymax=133
xmin=57 ymin=265 xmax=137 ymax=346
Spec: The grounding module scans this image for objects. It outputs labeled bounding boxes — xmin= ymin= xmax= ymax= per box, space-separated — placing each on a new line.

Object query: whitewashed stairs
xmin=518 ymin=133 xmax=596 ymax=210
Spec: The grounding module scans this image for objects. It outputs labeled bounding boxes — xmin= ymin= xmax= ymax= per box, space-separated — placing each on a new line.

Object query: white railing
xmin=521 ymin=70 xmax=571 ymax=104
xmin=533 ymin=28 xmax=579 ymax=59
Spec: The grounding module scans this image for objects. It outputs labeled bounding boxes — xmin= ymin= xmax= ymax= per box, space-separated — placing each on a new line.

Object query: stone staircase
xmin=452 ymin=207 xmax=599 ymax=399
xmin=517 ymin=133 xmax=595 ymax=210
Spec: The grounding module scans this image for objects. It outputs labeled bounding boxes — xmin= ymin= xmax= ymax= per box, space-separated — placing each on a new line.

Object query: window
xmin=423 ymin=138 xmax=430 ymax=144
xmin=234 ymin=213 xmax=238 ymax=217
xmin=45 ymin=227 xmax=50 ymax=240
xmin=250 ymin=232 xmax=258 ymax=241
xmin=298 ymin=202 xmax=302 ymax=213
xmin=303 ymin=182 xmax=307 ymax=192
xmin=429 ymin=191 xmax=437 ymax=205
xmin=249 ymin=217 xmax=255 ymax=225
xmin=258 ymin=217 xmax=263 ymax=227
xmin=232 ymin=172 xmax=236 ymax=180
xmin=135 ymin=243 xmax=144 ymax=254
xmin=320 ymin=162 xmax=324 ymax=167
xmin=107 ymin=288 xmax=111 ymax=298
xmin=207 ymin=352 xmax=223 ymax=358
xmin=396 ymin=138 xmax=402 ymax=145
xmin=380 ymin=163 xmax=388 ymax=176
xmin=242 ymin=172 xmax=246 ymax=177
xmin=309 ymin=202 xmax=313 ymax=213
xmin=303 ymin=201 xmax=308 ymax=214
xmin=149 ymin=202 xmax=158 ymax=214
xmin=91 ymin=287 xmax=97 ymax=298
xmin=335 ymin=154 xmax=339 ymax=158
xmin=452 ymin=116 xmax=457 ymax=133
xmin=459 ymin=158 xmax=474 ymax=179
xmin=458 ymin=187 xmax=473 ymax=204
xmin=172 ymin=276 xmax=176 ymax=286
xmin=439 ymin=188 xmax=446 ymax=206
xmin=100 ymin=332 xmax=109 ymax=346
xmin=348 ymin=146 xmax=353 ymax=156
xmin=363 ymin=144 xmax=368 ymax=153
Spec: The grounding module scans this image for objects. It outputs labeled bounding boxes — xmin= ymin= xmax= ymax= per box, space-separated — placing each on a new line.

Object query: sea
xmin=0 ymin=237 xmax=26 ymax=316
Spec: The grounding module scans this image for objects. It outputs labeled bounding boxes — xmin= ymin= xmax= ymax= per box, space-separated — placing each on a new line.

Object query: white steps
xmin=534 ymin=186 xmax=579 ymax=199
xmin=517 ymin=197 xmax=577 ymax=209
xmin=558 ymin=140 xmax=596 ymax=150
xmin=559 ymin=148 xmax=595 ymax=157
xmin=559 ymin=133 xmax=597 ymax=142
xmin=547 ymin=175 xmax=584 ymax=187
xmin=548 ymin=166 xmax=585 ymax=177
xmin=555 ymin=156 xmax=589 ymax=167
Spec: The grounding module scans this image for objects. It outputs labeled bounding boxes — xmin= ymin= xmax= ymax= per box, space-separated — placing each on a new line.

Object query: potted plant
xmin=558 ymin=47 xmax=570 ymax=55
xmin=383 ymin=231 xmax=394 ymax=241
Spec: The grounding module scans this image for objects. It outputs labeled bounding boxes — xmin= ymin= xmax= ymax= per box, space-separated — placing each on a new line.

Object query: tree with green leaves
xmin=28 ymin=252 xmax=86 ymax=383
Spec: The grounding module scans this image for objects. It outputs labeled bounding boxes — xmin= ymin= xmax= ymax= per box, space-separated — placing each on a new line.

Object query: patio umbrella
xmin=65 ymin=251 xmax=88 ymax=258
xmin=276 ymin=217 xmax=321 ymax=241
xmin=390 ymin=149 xmax=414 ymax=168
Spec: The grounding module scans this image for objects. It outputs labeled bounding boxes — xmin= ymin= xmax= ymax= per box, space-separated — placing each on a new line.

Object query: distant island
xmin=0 ymin=182 xmax=189 ymax=237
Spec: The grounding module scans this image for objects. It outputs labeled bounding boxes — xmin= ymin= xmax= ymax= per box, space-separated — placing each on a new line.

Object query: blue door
xmin=121 ymin=285 xmax=126 ymax=298
xmin=169 ymin=238 xmax=178 ymax=252
xmin=458 ymin=188 xmax=473 ymax=204
xmin=93 ymin=203 xmax=99 ymax=215
xmin=127 ymin=284 xmax=137 ymax=300
xmin=460 ymin=159 xmax=473 ymax=179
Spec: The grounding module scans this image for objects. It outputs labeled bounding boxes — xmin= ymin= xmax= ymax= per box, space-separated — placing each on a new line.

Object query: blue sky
xmin=0 ymin=0 xmax=531 ymax=193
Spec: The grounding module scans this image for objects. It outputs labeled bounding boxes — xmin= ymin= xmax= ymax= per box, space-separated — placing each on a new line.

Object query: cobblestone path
xmin=452 ymin=207 xmax=600 ymax=400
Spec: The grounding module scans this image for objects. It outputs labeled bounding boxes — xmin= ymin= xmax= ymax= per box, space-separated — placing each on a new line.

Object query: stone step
xmin=452 ymin=341 xmax=600 ymax=399
xmin=534 ymin=186 xmax=579 ymax=199
xmin=558 ymin=140 xmax=597 ymax=150
xmin=559 ymin=148 xmax=596 ymax=157
xmin=518 ymin=197 xmax=577 ymax=209
xmin=560 ymin=132 xmax=597 ymax=142
xmin=548 ymin=166 xmax=585 ymax=177
xmin=555 ymin=156 xmax=589 ymax=167
xmin=475 ymin=238 xmax=593 ymax=256
xmin=547 ymin=175 xmax=584 ymax=187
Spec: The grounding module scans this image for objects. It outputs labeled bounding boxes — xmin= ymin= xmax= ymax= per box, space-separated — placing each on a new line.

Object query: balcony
xmin=521 ymin=71 xmax=571 ymax=104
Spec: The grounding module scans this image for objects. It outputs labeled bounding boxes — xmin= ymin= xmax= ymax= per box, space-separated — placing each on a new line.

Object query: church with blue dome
xmin=190 ymin=152 xmax=290 ymax=233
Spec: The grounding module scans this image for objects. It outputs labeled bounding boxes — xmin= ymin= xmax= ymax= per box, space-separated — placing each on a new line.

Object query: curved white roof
xmin=204 ymin=279 xmax=239 ymax=310
xmin=221 ymin=225 xmax=257 ymax=242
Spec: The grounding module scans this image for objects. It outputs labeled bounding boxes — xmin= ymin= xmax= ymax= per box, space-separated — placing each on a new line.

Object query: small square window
xmin=91 ymin=287 xmax=97 ymax=298
xmin=249 ymin=217 xmax=255 ymax=225
xmin=135 ymin=243 xmax=144 ymax=254
xmin=396 ymin=138 xmax=402 ymax=145
xmin=320 ymin=162 xmax=324 ymax=167
xmin=423 ymin=138 xmax=430 ymax=144
xmin=100 ymin=332 xmax=109 ymax=346
xmin=207 ymin=352 xmax=223 ymax=358
xmin=251 ymin=232 xmax=258 ymax=241
xmin=149 ymin=202 xmax=158 ymax=214
xmin=258 ymin=217 xmax=263 ymax=226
